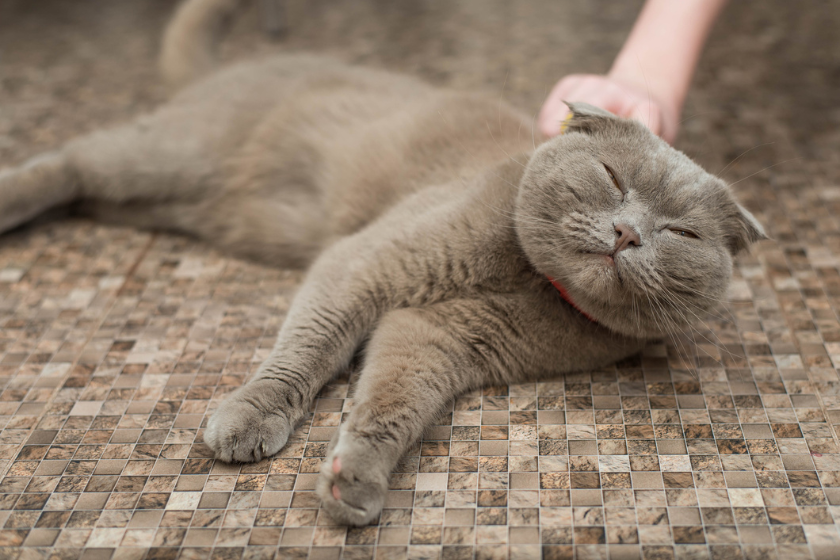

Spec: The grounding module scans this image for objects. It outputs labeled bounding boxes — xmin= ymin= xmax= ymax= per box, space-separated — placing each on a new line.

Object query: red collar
xmin=547 ymin=276 xmax=598 ymax=324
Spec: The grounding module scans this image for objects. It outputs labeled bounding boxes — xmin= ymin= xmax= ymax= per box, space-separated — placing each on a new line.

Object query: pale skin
xmin=539 ymin=0 xmax=730 ymax=143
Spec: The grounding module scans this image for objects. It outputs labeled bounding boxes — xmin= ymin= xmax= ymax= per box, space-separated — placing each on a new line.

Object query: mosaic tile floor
xmin=3 ymin=0 xmax=840 ymax=559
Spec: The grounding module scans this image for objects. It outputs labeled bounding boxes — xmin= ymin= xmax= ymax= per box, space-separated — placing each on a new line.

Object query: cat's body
xmin=0 ymin=0 xmax=765 ymax=525
xmin=5 ymin=56 xmax=531 ymax=265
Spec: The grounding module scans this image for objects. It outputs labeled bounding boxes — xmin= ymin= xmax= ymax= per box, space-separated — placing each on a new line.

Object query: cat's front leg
xmin=315 ymin=301 xmax=516 ymax=525
xmin=204 ymin=276 xmax=379 ymax=462
xmin=204 ymin=231 xmax=423 ymax=463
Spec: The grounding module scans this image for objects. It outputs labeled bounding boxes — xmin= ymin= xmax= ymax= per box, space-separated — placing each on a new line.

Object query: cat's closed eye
xmin=603 ymin=164 xmax=623 ymax=197
xmin=668 ymin=228 xmax=699 ymax=239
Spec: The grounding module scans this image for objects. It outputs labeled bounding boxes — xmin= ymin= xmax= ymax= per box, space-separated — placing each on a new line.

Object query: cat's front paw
xmin=315 ymin=428 xmax=390 ymax=526
xmin=204 ymin=384 xmax=292 ymax=463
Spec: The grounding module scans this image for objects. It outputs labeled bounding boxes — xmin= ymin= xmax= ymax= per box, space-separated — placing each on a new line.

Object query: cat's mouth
xmin=581 ymin=250 xmax=615 ymax=268
xmin=578 ymin=249 xmax=624 ymax=288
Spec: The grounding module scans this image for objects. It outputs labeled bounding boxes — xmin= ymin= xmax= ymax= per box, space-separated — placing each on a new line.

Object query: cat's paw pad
xmin=204 ymin=388 xmax=292 ymax=463
xmin=315 ymin=431 xmax=389 ymax=526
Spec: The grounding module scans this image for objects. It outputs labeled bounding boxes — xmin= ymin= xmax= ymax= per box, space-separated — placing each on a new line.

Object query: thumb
xmin=539 ymin=100 xmax=570 ymax=138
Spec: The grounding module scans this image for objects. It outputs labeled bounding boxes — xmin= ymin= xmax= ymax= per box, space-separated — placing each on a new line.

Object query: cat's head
xmin=516 ymin=103 xmax=766 ymax=338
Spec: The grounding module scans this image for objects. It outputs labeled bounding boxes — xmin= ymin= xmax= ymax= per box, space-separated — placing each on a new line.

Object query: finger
xmin=545 ymin=81 xmax=608 ymax=137
xmin=538 ymin=75 xmax=596 ymax=137
xmin=562 ymin=76 xmax=636 ymax=117
xmin=538 ymin=84 xmax=578 ymax=137
xmin=538 ymin=96 xmax=570 ymax=138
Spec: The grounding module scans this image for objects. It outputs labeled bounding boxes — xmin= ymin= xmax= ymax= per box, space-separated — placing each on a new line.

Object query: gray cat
xmin=0 ymin=0 xmax=765 ymax=525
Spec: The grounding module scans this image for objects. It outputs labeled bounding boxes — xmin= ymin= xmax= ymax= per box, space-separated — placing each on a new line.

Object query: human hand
xmin=538 ymin=74 xmax=679 ymax=144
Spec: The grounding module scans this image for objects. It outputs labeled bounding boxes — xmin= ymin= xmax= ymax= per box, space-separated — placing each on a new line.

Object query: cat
xmin=0 ymin=0 xmax=765 ymax=526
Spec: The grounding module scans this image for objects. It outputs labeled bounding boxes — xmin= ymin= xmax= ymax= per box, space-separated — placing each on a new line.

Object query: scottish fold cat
xmin=0 ymin=0 xmax=765 ymax=525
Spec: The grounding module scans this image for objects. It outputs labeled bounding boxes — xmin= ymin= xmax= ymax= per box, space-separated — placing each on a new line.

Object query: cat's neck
xmin=461 ymin=155 xmax=540 ymax=280
xmin=546 ymin=276 xmax=598 ymax=323
xmin=471 ymin=155 xmax=603 ymax=325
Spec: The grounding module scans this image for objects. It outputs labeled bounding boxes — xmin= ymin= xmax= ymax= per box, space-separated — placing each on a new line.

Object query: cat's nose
xmin=613 ymin=223 xmax=641 ymax=255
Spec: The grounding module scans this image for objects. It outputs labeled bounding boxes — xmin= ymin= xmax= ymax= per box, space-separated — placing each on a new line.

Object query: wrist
xmin=607 ymin=64 xmax=682 ymax=119
xmin=606 ymin=65 xmax=681 ymax=143
xmin=606 ymin=0 xmax=729 ymax=131
xmin=607 ymin=58 xmax=688 ymax=115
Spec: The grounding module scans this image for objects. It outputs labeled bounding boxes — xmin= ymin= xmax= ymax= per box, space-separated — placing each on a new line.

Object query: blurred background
xmin=2 ymin=0 xmax=838 ymax=182
xmin=2 ymin=0 xmax=839 ymax=249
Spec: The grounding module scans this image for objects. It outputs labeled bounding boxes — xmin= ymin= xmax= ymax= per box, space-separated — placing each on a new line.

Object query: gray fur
xmin=0 ymin=43 xmax=765 ymax=527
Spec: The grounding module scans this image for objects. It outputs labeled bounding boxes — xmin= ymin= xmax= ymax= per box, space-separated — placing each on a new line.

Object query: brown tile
xmin=569 ymin=472 xmax=600 ymax=489
xmin=672 ymin=526 xmax=705 ymax=544
xmin=771 ymin=424 xmax=804 ymax=438
xmin=716 ymin=440 xmax=748 ymax=455
xmin=724 ymin=472 xmax=757 ymax=488
xmin=573 ymin=527 xmax=605 ymax=545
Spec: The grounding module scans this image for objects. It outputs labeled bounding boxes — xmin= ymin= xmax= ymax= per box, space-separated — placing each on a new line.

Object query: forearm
xmin=610 ymin=0 xmax=729 ymax=113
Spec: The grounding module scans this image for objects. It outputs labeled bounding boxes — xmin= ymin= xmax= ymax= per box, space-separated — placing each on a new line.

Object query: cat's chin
xmin=581 ymin=251 xmax=615 ymax=268
xmin=574 ymin=284 xmax=709 ymax=340
xmin=550 ymin=261 xmax=681 ymax=340
xmin=571 ymin=251 xmax=621 ymax=296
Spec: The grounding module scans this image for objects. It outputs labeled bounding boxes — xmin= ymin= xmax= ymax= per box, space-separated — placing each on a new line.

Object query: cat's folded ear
xmin=725 ymin=201 xmax=768 ymax=255
xmin=561 ymin=102 xmax=620 ymax=135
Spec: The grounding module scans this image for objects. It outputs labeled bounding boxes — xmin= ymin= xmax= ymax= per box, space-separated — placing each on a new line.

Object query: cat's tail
xmin=160 ymin=0 xmax=251 ymax=90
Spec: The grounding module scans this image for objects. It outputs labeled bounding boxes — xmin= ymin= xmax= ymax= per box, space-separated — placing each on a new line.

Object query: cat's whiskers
xmin=636 ymin=55 xmax=653 ymax=134
xmin=642 ymin=287 xmax=696 ymax=379
xmin=479 ymin=200 xmax=565 ymax=233
xmin=664 ymin=276 xmax=732 ymax=306
xmin=484 ymin=204 xmax=554 ymax=229
xmin=656 ymin=287 xmax=739 ymax=366
xmin=435 ymin=110 xmax=531 ymax=189
xmin=631 ymin=293 xmax=641 ymax=333
xmin=659 ymin=273 xmax=741 ymax=333
xmin=628 ymin=260 xmax=734 ymax=343
xmin=653 ymin=294 xmax=701 ymax=380
xmin=668 ymin=312 xmax=727 ymax=382
xmin=498 ymin=71 xmax=509 ymax=141
xmin=664 ymin=302 xmax=735 ymax=365
xmin=530 ymin=88 xmax=544 ymax=152
xmin=715 ymin=142 xmax=775 ymax=178
xmin=678 ymin=110 xmax=710 ymax=126
xmin=482 ymin=206 xmax=567 ymax=240
xmin=727 ymin=157 xmax=801 ymax=188
xmin=661 ymin=291 xmax=736 ymax=337
xmin=628 ymin=260 xmax=700 ymax=378
xmin=663 ymin=276 xmax=739 ymax=329
xmin=656 ymin=292 xmax=708 ymax=374
xmin=484 ymin=120 xmax=528 ymax=170
xmin=638 ymin=268 xmax=709 ymax=333
xmin=503 ymin=224 xmax=565 ymax=235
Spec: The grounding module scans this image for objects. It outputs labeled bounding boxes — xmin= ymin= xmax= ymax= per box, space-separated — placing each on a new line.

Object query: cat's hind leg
xmin=0 ymin=151 xmax=79 ymax=233
xmin=0 ymin=111 xmax=226 ymax=236
xmin=315 ymin=299 xmax=522 ymax=526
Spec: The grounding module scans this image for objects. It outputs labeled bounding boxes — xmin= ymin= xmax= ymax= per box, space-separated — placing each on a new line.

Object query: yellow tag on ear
xmin=558 ymin=111 xmax=574 ymax=134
